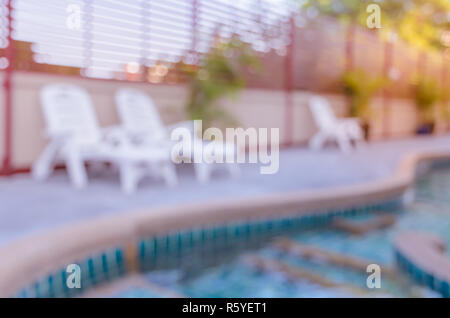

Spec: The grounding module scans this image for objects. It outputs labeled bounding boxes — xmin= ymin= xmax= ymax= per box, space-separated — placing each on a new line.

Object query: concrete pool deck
xmin=2 ymin=134 xmax=450 ymax=247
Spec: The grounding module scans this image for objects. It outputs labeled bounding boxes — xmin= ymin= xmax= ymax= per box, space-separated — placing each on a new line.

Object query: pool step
xmin=245 ymin=255 xmax=337 ymax=287
xmin=411 ymin=201 xmax=450 ymax=215
xmin=273 ymin=238 xmax=395 ymax=276
xmin=245 ymin=255 xmax=380 ymax=296
xmin=80 ymin=274 xmax=185 ymax=298
xmin=332 ymin=214 xmax=396 ymax=235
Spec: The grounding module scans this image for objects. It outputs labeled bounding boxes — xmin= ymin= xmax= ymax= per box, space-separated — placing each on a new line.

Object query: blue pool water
xmin=121 ymin=167 xmax=450 ymax=298
xmin=114 ymin=288 xmax=163 ymax=298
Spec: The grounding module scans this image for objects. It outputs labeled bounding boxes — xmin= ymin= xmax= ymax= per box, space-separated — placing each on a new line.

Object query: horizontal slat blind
xmin=7 ymin=0 xmax=292 ymax=82
xmin=12 ymin=0 xmax=86 ymax=74
xmin=198 ymin=0 xmax=290 ymax=54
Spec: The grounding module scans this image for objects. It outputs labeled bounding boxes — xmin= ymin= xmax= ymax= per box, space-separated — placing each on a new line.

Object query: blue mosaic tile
xmin=439 ymin=280 xmax=450 ymax=298
xmin=15 ymin=195 xmax=416 ymax=298
xmin=395 ymin=247 xmax=450 ymax=298
xmin=14 ymin=246 xmax=126 ymax=298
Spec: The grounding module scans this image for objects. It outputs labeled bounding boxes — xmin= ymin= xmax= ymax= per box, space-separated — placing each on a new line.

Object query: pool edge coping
xmin=1 ymin=149 xmax=450 ymax=297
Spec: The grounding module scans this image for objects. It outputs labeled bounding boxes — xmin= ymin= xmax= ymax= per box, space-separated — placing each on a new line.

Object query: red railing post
xmin=284 ymin=14 xmax=295 ymax=146
xmin=1 ymin=0 xmax=14 ymax=175
xmin=345 ymin=24 xmax=355 ymax=71
xmin=442 ymin=52 xmax=448 ymax=131
xmin=382 ymin=38 xmax=394 ymax=138
xmin=442 ymin=52 xmax=447 ymax=96
xmin=415 ymin=51 xmax=427 ymax=129
xmin=417 ymin=51 xmax=427 ymax=76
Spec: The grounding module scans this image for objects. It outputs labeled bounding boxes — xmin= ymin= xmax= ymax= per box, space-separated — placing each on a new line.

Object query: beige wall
xmin=0 ymin=72 xmax=4 ymax=166
xmin=10 ymin=72 xmax=188 ymax=168
xmin=224 ymin=89 xmax=287 ymax=143
xmin=0 ymin=71 xmax=435 ymax=169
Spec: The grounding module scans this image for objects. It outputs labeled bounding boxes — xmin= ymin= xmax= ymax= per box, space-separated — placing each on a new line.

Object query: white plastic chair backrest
xmin=115 ymin=88 xmax=167 ymax=140
xmin=309 ymin=96 xmax=337 ymax=131
xmin=40 ymin=84 xmax=101 ymax=144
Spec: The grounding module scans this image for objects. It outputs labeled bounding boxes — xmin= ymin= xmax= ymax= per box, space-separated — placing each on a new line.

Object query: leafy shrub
xmin=342 ymin=69 xmax=387 ymax=121
xmin=413 ymin=78 xmax=440 ymax=124
xmin=184 ymin=37 xmax=260 ymax=130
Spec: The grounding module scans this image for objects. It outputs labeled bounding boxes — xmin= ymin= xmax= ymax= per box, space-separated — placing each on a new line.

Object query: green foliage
xmin=184 ymin=37 xmax=261 ymax=130
xmin=301 ymin=0 xmax=450 ymax=51
xmin=342 ymin=69 xmax=387 ymax=120
xmin=413 ymin=77 xmax=441 ymax=123
xmin=302 ymin=0 xmax=370 ymax=24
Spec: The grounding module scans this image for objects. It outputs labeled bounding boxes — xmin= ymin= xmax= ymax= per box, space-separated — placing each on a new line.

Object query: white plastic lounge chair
xmin=115 ymin=88 xmax=240 ymax=183
xmin=308 ymin=96 xmax=364 ymax=152
xmin=32 ymin=84 xmax=177 ymax=194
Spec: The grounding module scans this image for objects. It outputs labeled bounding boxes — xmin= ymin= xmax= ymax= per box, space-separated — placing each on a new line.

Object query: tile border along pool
xmin=1 ymin=150 xmax=450 ymax=298
xmin=394 ymin=232 xmax=450 ymax=298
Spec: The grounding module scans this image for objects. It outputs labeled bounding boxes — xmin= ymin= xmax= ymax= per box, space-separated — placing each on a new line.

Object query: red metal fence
xmin=0 ymin=0 xmax=449 ymax=174
xmin=1 ymin=1 xmax=448 ymax=90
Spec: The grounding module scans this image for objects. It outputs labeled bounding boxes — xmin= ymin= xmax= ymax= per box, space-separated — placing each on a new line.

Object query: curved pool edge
xmin=394 ymin=232 xmax=450 ymax=298
xmin=1 ymin=149 xmax=450 ymax=298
